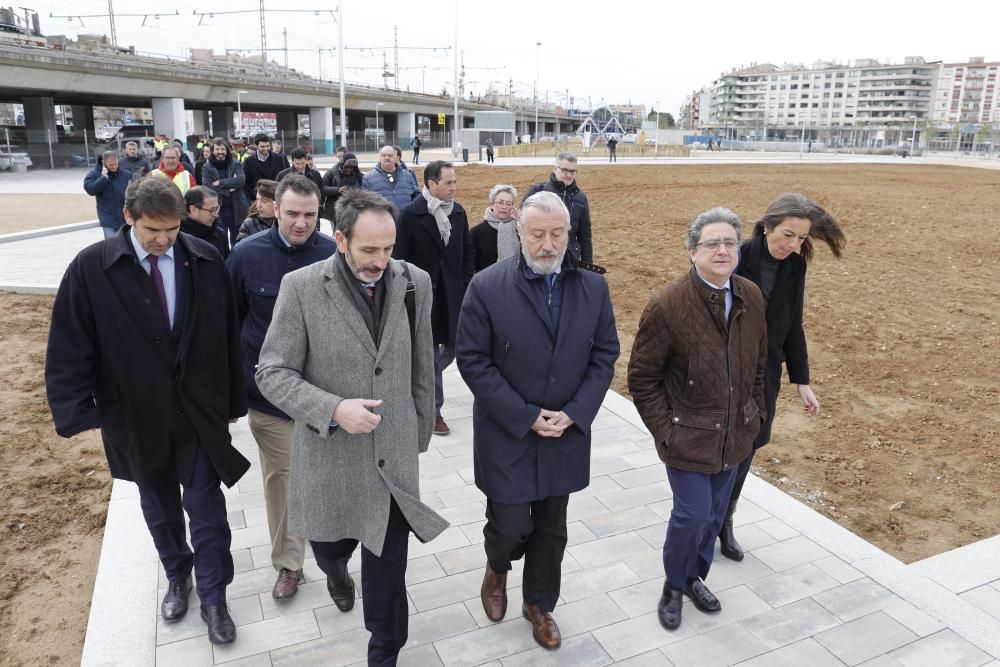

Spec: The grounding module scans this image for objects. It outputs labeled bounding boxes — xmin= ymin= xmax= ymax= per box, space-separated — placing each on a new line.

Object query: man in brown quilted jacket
xmin=628 ymin=206 xmax=767 ymax=631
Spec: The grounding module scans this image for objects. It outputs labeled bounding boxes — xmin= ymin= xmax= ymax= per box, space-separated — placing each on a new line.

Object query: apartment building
xmin=693 ymin=57 xmax=999 ymax=148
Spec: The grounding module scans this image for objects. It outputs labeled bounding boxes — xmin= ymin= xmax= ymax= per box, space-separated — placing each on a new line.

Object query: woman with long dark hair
xmin=719 ymin=192 xmax=846 ymax=561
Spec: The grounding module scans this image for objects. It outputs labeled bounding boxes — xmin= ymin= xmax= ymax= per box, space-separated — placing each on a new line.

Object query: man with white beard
xmin=455 ymin=191 xmax=619 ymax=651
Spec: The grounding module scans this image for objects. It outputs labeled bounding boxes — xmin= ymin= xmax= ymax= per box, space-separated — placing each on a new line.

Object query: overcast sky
xmin=21 ymin=0 xmax=999 ymax=117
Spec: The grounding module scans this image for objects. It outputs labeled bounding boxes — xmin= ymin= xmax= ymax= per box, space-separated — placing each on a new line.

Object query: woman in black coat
xmin=321 ymin=152 xmax=363 ymax=222
xmin=720 ymin=192 xmax=846 ymax=561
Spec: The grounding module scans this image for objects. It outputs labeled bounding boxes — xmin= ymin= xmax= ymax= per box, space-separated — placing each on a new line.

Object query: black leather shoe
xmin=200 ymin=604 xmax=236 ymax=644
xmin=719 ymin=518 xmax=745 ymax=561
xmin=326 ymin=557 xmax=355 ymax=612
xmin=684 ymin=578 xmax=721 ymax=613
xmin=161 ymin=576 xmax=192 ymax=622
xmin=658 ymin=586 xmax=683 ymax=630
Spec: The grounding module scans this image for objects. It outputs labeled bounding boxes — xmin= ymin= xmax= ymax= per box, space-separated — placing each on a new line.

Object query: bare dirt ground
xmin=0 ymin=194 xmax=96 ymax=234
xmin=1 ymin=162 xmax=998 ymax=664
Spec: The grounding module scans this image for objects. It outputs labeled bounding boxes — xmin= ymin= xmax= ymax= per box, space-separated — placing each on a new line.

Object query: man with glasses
xmin=226 ymin=175 xmax=336 ymax=600
xmin=362 ymin=145 xmax=419 ymax=211
xmin=522 ymin=152 xmax=593 ymax=263
xmin=182 ymin=186 xmax=230 ymax=259
xmin=628 ymin=207 xmax=767 ymax=631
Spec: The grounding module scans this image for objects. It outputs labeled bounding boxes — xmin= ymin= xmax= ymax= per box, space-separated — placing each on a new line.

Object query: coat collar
xmin=320 ymin=253 xmax=409 ymax=360
xmin=102 ymin=224 xmax=215 ymax=269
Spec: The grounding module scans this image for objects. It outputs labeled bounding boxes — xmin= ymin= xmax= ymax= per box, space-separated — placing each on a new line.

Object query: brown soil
xmin=0 ymin=194 xmax=97 ymax=234
xmin=2 ymin=162 xmax=998 ymax=664
xmin=0 ymin=292 xmax=111 ymax=667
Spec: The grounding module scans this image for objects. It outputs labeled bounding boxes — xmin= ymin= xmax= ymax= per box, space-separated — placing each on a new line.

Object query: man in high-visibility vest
xmin=150 ymin=146 xmax=196 ymax=195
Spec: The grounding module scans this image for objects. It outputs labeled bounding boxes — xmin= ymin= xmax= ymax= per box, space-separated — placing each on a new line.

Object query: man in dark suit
xmin=393 ymin=160 xmax=475 ymax=436
xmin=243 ymin=133 xmax=289 ymax=200
xmin=456 ymin=191 xmax=620 ymax=650
xmin=45 ymin=177 xmax=250 ymax=646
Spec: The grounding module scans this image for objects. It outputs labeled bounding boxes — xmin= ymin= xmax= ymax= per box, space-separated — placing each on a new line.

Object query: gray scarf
xmin=484 ymin=207 xmax=520 ymax=263
xmin=422 ymin=187 xmax=453 ymax=246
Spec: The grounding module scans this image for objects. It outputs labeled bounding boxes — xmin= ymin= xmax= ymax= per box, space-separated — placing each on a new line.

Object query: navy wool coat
xmin=394 ymin=196 xmax=475 ymax=346
xmin=45 ymin=227 xmax=250 ymax=487
xmin=456 ymin=255 xmax=620 ymax=504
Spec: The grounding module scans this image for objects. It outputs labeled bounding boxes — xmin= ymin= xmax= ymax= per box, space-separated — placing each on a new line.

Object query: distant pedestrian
xmin=201 ymin=139 xmax=250 ymax=247
xmin=120 ymin=141 xmax=150 ymax=177
xmin=321 ymin=152 xmax=362 ymax=223
xmin=486 ymin=138 xmax=495 ymax=164
xmin=194 ymin=144 xmax=212 ymax=185
xmin=150 ymin=146 xmax=196 ymax=196
xmin=243 ymin=134 xmax=289 ymax=200
xmin=83 ymin=150 xmax=131 ymax=239
xmin=411 ymin=135 xmax=422 ymax=165
xmin=277 ymin=147 xmax=324 ymax=194
xmin=362 ymin=145 xmax=420 ymax=210
xmin=522 ymin=152 xmax=593 ymax=263
xmin=607 ymin=136 xmax=618 ymax=162
xmin=236 ymin=179 xmax=278 ymax=243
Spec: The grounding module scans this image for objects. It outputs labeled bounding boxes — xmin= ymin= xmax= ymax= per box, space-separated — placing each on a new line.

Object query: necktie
xmin=364 ymin=284 xmax=375 ymax=304
xmin=148 ymin=255 xmax=171 ymax=329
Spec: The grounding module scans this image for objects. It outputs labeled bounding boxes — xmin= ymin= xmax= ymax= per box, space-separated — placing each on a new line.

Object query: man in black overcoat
xmin=456 ymin=191 xmax=619 ymax=650
xmin=45 ymin=177 xmax=250 ymax=646
xmin=393 ymin=160 xmax=475 ymax=436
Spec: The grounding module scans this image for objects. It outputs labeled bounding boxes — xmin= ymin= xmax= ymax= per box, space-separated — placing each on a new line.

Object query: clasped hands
xmin=332 ymin=398 xmax=383 ymax=434
xmin=531 ymin=409 xmax=574 ymax=438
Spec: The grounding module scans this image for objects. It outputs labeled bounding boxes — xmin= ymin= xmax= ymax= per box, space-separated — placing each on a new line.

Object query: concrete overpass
xmin=0 ymin=43 xmax=574 ymax=154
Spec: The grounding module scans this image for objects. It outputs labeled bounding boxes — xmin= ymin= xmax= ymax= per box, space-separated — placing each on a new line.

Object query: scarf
xmin=422 ymin=187 xmax=453 ymax=246
xmin=484 ymin=207 xmax=520 ymax=263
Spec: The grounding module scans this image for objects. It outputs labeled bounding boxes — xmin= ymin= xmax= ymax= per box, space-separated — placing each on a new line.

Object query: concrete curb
xmin=0 ymin=284 xmax=58 ymax=295
xmin=0 ymin=220 xmax=99 ymax=244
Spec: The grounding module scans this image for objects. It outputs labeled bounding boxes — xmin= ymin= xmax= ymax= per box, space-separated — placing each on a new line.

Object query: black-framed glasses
xmin=196 ymin=205 xmax=221 ymax=215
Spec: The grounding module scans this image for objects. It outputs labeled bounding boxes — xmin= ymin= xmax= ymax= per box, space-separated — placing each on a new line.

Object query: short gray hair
xmin=686 ymin=207 xmax=742 ymax=250
xmin=488 ymin=183 xmax=517 ymax=202
xmin=519 ymin=191 xmax=570 ymax=229
xmin=125 ymin=141 xmax=138 ymax=149
xmin=554 ymin=151 xmax=577 ymax=165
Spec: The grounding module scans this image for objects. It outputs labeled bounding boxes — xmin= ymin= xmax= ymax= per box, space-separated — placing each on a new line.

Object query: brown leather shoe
xmin=272 ymin=568 xmax=305 ymax=600
xmin=522 ymin=602 xmax=561 ymax=649
xmin=480 ymin=564 xmax=508 ymax=622
xmin=434 ymin=416 xmax=450 ymax=435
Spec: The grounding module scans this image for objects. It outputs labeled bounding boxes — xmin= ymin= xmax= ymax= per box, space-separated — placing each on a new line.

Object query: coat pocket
xmin=665 ymin=407 xmax=725 ymax=468
xmin=740 ymin=399 xmax=762 ymax=436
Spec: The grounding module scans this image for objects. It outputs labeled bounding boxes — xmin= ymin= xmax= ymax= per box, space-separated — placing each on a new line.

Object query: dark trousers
xmin=487 ymin=152 xmax=494 ymax=163
xmin=727 ymin=449 xmax=755 ymax=516
xmin=412 ymin=149 xmax=420 ymax=165
xmin=310 ymin=498 xmax=411 ymax=667
xmin=218 ymin=199 xmax=237 ymax=247
xmin=663 ymin=465 xmax=738 ymax=590
xmin=137 ymin=444 xmax=234 ymax=607
xmin=434 ymin=345 xmax=456 ymax=417
xmin=484 ymin=495 xmax=569 ymax=612
xmin=609 ymin=149 xmax=617 ymax=162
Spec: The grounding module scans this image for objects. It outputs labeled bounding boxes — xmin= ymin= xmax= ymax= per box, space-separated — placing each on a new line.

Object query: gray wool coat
xmin=255 ymin=253 xmax=449 ymax=555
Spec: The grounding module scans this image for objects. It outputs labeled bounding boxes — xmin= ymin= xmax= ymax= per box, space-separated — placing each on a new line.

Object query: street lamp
xmin=655 ymin=100 xmax=661 ymax=159
xmin=534 ymin=41 xmax=541 ymax=143
xmin=375 ymin=102 xmax=384 ymax=146
xmin=236 ymin=89 xmax=248 ymax=140
xmin=910 ymin=114 xmax=918 ymax=156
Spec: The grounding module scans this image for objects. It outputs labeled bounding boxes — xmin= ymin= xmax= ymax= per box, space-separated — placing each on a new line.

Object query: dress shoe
xmin=684 ymin=578 xmax=721 ymax=613
xmin=326 ymin=558 xmax=355 ymax=612
xmin=480 ymin=564 xmax=508 ymax=622
xmin=658 ymin=586 xmax=684 ymax=630
xmin=161 ymin=576 xmax=192 ymax=622
xmin=434 ymin=416 xmax=450 ymax=435
xmin=200 ymin=604 xmax=236 ymax=645
xmin=272 ymin=568 xmax=305 ymax=600
xmin=719 ymin=518 xmax=745 ymax=561
xmin=522 ymin=603 xmax=561 ymax=649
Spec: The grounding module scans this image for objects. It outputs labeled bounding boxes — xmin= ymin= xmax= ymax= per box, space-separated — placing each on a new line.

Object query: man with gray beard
xmin=456 ymin=191 xmax=619 ymax=650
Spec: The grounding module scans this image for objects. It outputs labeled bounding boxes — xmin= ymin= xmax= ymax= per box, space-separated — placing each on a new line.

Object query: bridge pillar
xmin=275 ymin=111 xmax=298 ymax=146
xmin=22 ymin=96 xmax=59 ymax=144
xmin=397 ymin=112 xmax=416 ymax=147
xmin=209 ymin=105 xmax=235 ymax=140
xmin=152 ymin=98 xmax=187 ymax=143
xmin=69 ymin=105 xmax=95 ymax=133
xmin=191 ymin=110 xmax=210 ymax=136
xmin=309 ymin=106 xmax=334 ymax=155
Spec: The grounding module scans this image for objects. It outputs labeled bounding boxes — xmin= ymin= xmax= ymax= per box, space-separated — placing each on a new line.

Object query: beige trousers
xmin=248 ymin=409 xmax=305 ymax=572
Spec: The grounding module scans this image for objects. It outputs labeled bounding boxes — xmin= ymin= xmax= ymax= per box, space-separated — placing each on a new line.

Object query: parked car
xmin=0 ymin=147 xmax=33 ymax=171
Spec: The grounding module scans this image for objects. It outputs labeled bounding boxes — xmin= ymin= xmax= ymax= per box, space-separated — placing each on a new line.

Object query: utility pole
xmin=107 ymin=0 xmax=117 ymax=47
xmin=283 ymin=27 xmax=287 ymax=68
xmin=337 ymin=0 xmax=347 ymax=150
xmin=258 ymin=0 xmax=267 ymax=73
xmin=452 ymin=0 xmax=458 ymax=157
xmin=393 ymin=25 xmax=399 ymax=91
xmin=534 ymin=41 xmax=541 ymax=142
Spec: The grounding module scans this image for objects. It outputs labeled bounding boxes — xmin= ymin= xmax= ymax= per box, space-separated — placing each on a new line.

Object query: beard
xmin=521 ymin=242 xmax=565 ymax=275
xmin=343 ymin=247 xmax=385 ymax=283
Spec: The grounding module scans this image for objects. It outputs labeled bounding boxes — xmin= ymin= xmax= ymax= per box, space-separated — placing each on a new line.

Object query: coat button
xmin=375 ymin=367 xmax=383 ymax=376
xmin=153 ymin=337 xmax=162 ymax=344
xmin=259 ymin=287 xmax=264 ymax=293
xmin=688 ymin=380 xmax=694 ymax=385
xmin=144 ymin=298 xmax=151 ymax=306
xmin=549 ymin=375 xmax=556 ymax=383
xmin=378 ymin=459 xmax=385 ymax=468
xmin=715 ymin=423 xmax=721 ymax=428
xmin=673 ymin=417 xmax=680 ymax=423
xmin=546 ymin=343 xmax=552 ymax=351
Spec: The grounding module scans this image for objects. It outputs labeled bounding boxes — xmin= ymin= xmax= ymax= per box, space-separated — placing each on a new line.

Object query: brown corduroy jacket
xmin=628 ymin=267 xmax=768 ymax=474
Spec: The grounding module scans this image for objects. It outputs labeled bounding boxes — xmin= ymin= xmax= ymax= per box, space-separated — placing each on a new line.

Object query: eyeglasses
xmin=492 ymin=199 xmax=515 ymax=207
xmin=558 ymin=166 xmax=577 ymax=175
xmin=696 ymin=238 xmax=739 ymax=251
xmin=196 ymin=205 xmax=221 ymax=215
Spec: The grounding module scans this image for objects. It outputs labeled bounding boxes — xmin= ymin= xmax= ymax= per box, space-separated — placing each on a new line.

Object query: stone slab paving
xmin=68 ymin=367 xmax=1000 ymax=666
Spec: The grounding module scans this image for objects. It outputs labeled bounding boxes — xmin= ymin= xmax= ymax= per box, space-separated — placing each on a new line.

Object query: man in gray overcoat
xmin=256 ymin=189 xmax=448 ymax=665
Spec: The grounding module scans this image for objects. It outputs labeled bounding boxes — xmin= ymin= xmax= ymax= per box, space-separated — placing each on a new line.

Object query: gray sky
xmin=23 ymin=0 xmax=999 ymax=117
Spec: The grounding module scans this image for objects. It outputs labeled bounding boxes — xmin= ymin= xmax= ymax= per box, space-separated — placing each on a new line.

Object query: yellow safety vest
xmin=151 ymin=168 xmax=192 ymax=195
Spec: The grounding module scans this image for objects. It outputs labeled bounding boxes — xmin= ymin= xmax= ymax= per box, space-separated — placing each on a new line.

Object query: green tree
xmin=646 ymin=109 xmax=675 ymax=129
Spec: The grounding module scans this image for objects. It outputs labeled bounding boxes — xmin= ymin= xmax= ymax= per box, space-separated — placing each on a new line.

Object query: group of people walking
xmin=52 ymin=142 xmax=845 ymax=663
